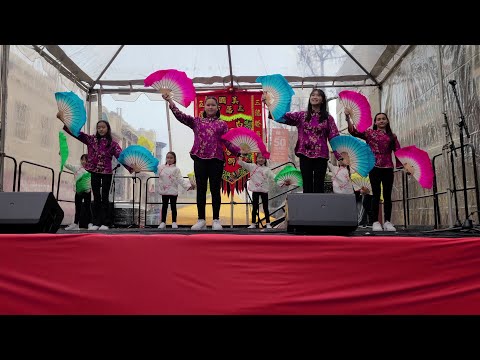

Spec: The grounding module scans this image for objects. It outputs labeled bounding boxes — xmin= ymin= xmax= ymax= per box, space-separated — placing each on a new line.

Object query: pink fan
xmin=221 ymin=127 xmax=270 ymax=159
xmin=339 ymin=90 xmax=372 ymax=132
xmin=144 ymin=69 xmax=196 ymax=107
xmin=395 ymin=145 xmax=434 ymax=189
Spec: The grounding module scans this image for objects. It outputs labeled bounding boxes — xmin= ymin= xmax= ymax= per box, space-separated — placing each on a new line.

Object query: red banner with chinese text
xmin=194 ymin=90 xmax=263 ymax=195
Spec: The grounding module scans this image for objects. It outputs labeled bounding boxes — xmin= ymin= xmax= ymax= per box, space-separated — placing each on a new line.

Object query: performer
xmin=237 ymin=153 xmax=275 ymax=229
xmin=157 ymin=151 xmax=194 ymax=229
xmin=163 ymin=93 xmax=244 ymax=230
xmin=58 ymin=113 xmax=132 ymax=230
xmin=265 ymin=88 xmax=342 ymax=193
xmin=346 ymin=111 xmax=402 ymax=231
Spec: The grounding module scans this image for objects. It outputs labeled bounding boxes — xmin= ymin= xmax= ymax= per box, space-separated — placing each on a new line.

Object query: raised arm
xmin=345 ymin=110 xmax=366 ymax=140
xmin=237 ymin=158 xmax=257 ymax=173
xmin=162 ymin=93 xmax=195 ymax=129
xmin=111 ymin=142 xmax=133 ymax=173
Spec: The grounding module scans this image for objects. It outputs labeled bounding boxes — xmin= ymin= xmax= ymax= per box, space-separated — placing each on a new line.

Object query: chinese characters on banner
xmin=270 ymin=128 xmax=289 ymax=163
xmin=194 ymin=90 xmax=263 ymax=195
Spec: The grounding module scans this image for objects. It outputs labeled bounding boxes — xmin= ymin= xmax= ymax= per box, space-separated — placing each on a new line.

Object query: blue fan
xmin=55 ymin=91 xmax=87 ymax=137
xmin=256 ymin=74 xmax=294 ymax=120
xmin=118 ymin=145 xmax=159 ymax=174
xmin=329 ymin=135 xmax=375 ymax=177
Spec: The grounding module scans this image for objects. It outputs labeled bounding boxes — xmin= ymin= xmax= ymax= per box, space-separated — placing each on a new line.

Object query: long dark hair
xmin=372 ymin=112 xmax=396 ymax=151
xmin=95 ymin=120 xmax=113 ymax=147
xmin=165 ymin=151 xmax=177 ymax=164
xmin=305 ymin=89 xmax=329 ymax=122
xmin=202 ymin=96 xmax=221 ymax=118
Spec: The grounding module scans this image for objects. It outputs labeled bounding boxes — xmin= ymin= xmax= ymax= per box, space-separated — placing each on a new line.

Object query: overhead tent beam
xmin=96 ymin=83 xmax=377 ymax=95
xmin=93 ymin=45 xmax=125 ymax=87
xmin=43 ymin=45 xmax=94 ymax=86
xmin=379 ymin=45 xmax=416 ymax=86
xmin=370 ymin=45 xmax=403 ymax=79
xmin=339 ymin=45 xmax=380 ymax=86
xmin=97 ymin=74 xmax=370 ymax=87
xmin=32 ymin=46 xmax=90 ymax=93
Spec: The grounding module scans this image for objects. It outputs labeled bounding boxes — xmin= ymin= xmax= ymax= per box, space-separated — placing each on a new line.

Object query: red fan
xmin=395 ymin=145 xmax=434 ymax=189
xmin=339 ymin=90 xmax=372 ymax=132
xmin=221 ymin=127 xmax=270 ymax=158
xmin=144 ymin=69 xmax=196 ymax=107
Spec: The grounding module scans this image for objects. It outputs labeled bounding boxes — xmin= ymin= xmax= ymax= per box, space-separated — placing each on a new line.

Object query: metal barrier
xmin=143 ymin=161 xmax=302 ymax=228
xmin=17 ymin=160 xmax=55 ymax=193
xmin=1 ymin=154 xmax=18 ymax=191
xmin=56 ymin=170 xmax=75 ymax=204
xmin=112 ymin=174 xmax=142 ymax=227
xmin=391 ymin=143 xmax=480 ymax=229
xmin=431 ymin=143 xmax=480 ymax=228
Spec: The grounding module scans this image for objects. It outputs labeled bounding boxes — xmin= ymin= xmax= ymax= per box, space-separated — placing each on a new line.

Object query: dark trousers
xmin=91 ymin=172 xmax=113 ymax=226
xmin=161 ymin=195 xmax=178 ymax=223
xmin=252 ymin=191 xmax=270 ymax=224
xmin=369 ymin=167 xmax=394 ymax=222
xmin=360 ymin=194 xmax=374 ymax=225
xmin=74 ymin=191 xmax=92 ymax=228
xmin=299 ymin=156 xmax=328 ymax=193
xmin=193 ymin=157 xmax=224 ymax=220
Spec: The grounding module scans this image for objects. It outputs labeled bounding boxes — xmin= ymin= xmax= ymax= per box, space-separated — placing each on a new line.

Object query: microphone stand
xmin=449 ymin=80 xmax=474 ymax=230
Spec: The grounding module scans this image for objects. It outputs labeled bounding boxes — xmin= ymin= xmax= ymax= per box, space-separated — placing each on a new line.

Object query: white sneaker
xmin=98 ymin=225 xmax=109 ymax=230
xmin=88 ymin=224 xmax=99 ymax=231
xmin=65 ymin=223 xmax=78 ymax=231
xmin=171 ymin=222 xmax=178 ymax=229
xmin=88 ymin=223 xmax=93 ymax=228
xmin=247 ymin=223 xmax=257 ymax=229
xmin=265 ymin=223 xmax=272 ymax=229
xmin=158 ymin=222 xmax=166 ymax=229
xmin=383 ymin=221 xmax=396 ymax=231
xmin=372 ymin=222 xmax=383 ymax=231
xmin=212 ymin=219 xmax=223 ymax=230
xmin=191 ymin=219 xmax=207 ymax=230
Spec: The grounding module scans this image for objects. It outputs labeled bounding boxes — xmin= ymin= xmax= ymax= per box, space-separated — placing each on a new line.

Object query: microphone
xmin=449 ymin=79 xmax=457 ymax=86
xmin=113 ymin=164 xmax=121 ymax=170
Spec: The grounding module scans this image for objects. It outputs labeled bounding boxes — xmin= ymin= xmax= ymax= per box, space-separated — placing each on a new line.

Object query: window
xmin=14 ymin=101 xmax=30 ymax=140
xmin=40 ymin=115 xmax=51 ymax=148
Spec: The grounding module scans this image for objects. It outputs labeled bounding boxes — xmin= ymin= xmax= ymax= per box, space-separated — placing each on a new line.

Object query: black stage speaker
xmin=0 ymin=192 xmax=64 ymax=234
xmin=286 ymin=193 xmax=358 ymax=234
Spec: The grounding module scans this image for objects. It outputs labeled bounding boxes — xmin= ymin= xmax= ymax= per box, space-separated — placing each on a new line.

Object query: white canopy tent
xmin=0 ymin=44 xmax=414 ymax=192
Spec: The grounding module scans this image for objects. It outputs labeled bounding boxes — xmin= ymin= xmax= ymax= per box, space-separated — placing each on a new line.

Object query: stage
xmin=1 ymin=226 xmax=480 ymax=315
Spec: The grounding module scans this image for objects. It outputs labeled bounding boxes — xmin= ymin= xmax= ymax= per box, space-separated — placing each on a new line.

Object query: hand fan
xmin=329 ymin=135 xmax=375 ymax=177
xmin=274 ymin=165 xmax=303 ymax=187
xmin=118 ymin=145 xmax=159 ymax=174
xmin=59 ymin=131 xmax=69 ymax=172
xmin=395 ymin=145 xmax=434 ymax=189
xmin=221 ymin=127 xmax=270 ymax=158
xmin=144 ymin=69 xmax=196 ymax=107
xmin=76 ymin=172 xmax=91 ymax=193
xmin=55 ymin=91 xmax=87 ymax=137
xmin=339 ymin=90 xmax=372 ymax=132
xmin=256 ymin=74 xmax=294 ymax=120
xmin=350 ymin=173 xmax=372 ymax=193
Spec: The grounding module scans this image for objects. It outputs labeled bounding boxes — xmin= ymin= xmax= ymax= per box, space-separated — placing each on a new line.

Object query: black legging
xmin=74 ymin=191 xmax=92 ymax=228
xmin=369 ymin=167 xmax=394 ymax=222
xmin=193 ymin=156 xmax=224 ymax=220
xmin=90 ymin=172 xmax=113 ymax=226
xmin=161 ymin=195 xmax=178 ymax=223
xmin=252 ymin=192 xmax=270 ymax=224
xmin=299 ymin=155 xmax=328 ymax=193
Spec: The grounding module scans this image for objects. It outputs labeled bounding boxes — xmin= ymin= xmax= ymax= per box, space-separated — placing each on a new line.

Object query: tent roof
xmin=31 ymin=45 xmax=413 ymax=95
